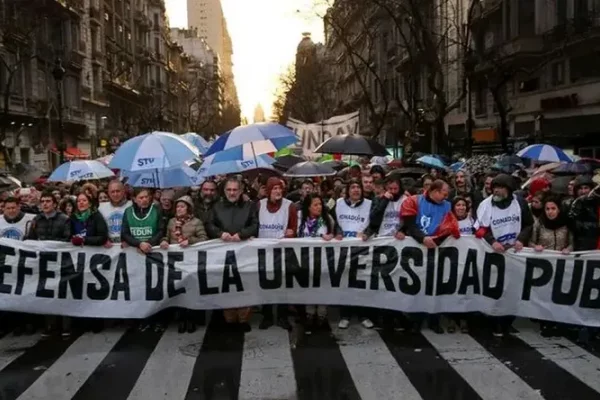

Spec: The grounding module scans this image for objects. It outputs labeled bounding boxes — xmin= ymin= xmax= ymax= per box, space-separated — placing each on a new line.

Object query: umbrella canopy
xmin=491 ymin=163 xmax=523 ymax=174
xmin=274 ymin=154 xmax=305 ymax=170
xmin=182 ymin=132 xmax=211 ymax=154
xmin=108 ymin=131 xmax=200 ymax=172
xmin=370 ymin=156 xmax=391 ymax=165
xmin=0 ymin=174 xmax=21 ymax=190
xmin=12 ymin=163 xmax=43 ymax=184
xmin=553 ymin=162 xmax=593 ymax=175
xmin=198 ymin=153 xmax=276 ymax=178
xmin=387 ymin=166 xmax=428 ymax=178
xmin=122 ymin=163 xmax=203 ymax=188
xmin=204 ymin=123 xmax=297 ymax=162
xmin=321 ymin=160 xmax=348 ymax=171
xmin=48 ymin=160 xmax=115 ymax=182
xmin=496 ymin=154 xmax=525 ymax=166
xmin=533 ymin=162 xmax=563 ymax=175
xmin=416 ymin=155 xmax=446 ymax=169
xmin=517 ymin=144 xmax=572 ymax=163
xmin=96 ymin=154 xmax=114 ymax=166
xmin=283 ymin=161 xmax=337 ymax=178
xmin=449 ymin=161 xmax=465 ymax=172
xmin=314 ymin=134 xmax=389 ymax=156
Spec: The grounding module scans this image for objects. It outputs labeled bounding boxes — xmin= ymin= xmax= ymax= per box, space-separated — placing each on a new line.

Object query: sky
xmin=165 ymin=0 xmax=326 ymax=121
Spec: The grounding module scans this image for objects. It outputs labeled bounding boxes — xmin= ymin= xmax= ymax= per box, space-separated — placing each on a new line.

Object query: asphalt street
xmin=0 ymin=315 xmax=598 ymax=400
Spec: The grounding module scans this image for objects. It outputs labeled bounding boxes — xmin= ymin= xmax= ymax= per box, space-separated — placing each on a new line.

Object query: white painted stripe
xmin=0 ymin=335 xmax=41 ymax=372
xmin=238 ymin=327 xmax=297 ymax=400
xmin=331 ymin=324 xmax=423 ymax=400
xmin=127 ymin=326 xmax=206 ymax=400
xmin=515 ymin=329 xmax=600 ymax=393
xmin=16 ymin=330 xmax=125 ymax=400
xmin=422 ymin=330 xmax=543 ymax=400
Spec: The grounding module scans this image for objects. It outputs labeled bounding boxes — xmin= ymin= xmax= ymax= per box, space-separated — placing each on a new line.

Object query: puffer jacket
xmin=26 ymin=212 xmax=71 ymax=241
xmin=163 ymin=217 xmax=208 ymax=244
xmin=568 ymin=194 xmax=600 ymax=251
xmin=530 ymin=221 xmax=573 ymax=251
xmin=205 ymin=197 xmax=258 ymax=240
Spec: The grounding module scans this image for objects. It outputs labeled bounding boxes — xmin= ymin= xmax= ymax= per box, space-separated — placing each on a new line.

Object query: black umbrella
xmin=274 ymin=155 xmax=305 ymax=170
xmin=553 ymin=162 xmax=592 ymax=175
xmin=283 ymin=161 xmax=336 ymax=178
xmin=321 ymin=160 xmax=348 ymax=171
xmin=497 ymin=155 xmax=524 ymax=166
xmin=314 ymin=134 xmax=389 ymax=156
xmin=387 ymin=166 xmax=428 ymax=178
xmin=11 ymin=163 xmax=43 ymax=184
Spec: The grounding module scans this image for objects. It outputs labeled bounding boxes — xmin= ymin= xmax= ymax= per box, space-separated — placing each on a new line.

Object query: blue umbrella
xmin=516 ymin=144 xmax=572 ymax=163
xmin=198 ymin=153 xmax=276 ymax=178
xmin=48 ymin=160 xmax=115 ymax=182
xmin=449 ymin=161 xmax=465 ymax=172
xmin=122 ymin=163 xmax=203 ymax=188
xmin=417 ymin=155 xmax=446 ymax=169
xmin=204 ymin=123 xmax=297 ymax=162
xmin=108 ymin=131 xmax=200 ymax=172
xmin=182 ymin=132 xmax=210 ymax=154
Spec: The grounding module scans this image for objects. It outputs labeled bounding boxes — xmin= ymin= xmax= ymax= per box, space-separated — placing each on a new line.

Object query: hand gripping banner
xmin=0 ymin=237 xmax=598 ymax=326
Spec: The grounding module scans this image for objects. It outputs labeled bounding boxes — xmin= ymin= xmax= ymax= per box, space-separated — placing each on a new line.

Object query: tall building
xmin=186 ymin=0 xmax=236 ymax=103
xmin=253 ymin=104 xmax=265 ymax=123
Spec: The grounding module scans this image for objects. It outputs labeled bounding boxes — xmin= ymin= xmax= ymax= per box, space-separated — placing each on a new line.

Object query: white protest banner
xmin=286 ymin=112 xmax=360 ymax=159
xmin=0 ymin=237 xmax=598 ymax=326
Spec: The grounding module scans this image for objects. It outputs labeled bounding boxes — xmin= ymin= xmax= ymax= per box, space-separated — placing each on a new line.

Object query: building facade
xmin=447 ymin=0 xmax=600 ymax=156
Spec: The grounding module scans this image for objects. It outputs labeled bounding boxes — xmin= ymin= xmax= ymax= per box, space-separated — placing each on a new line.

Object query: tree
xmin=184 ymin=65 xmax=224 ymax=136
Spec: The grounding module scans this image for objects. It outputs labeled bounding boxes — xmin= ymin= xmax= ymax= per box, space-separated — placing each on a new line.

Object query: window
xmin=153 ymin=13 xmax=159 ymax=26
xmin=551 ymin=61 xmax=565 ymax=86
xmin=570 ymin=53 xmax=600 ymax=82
xmin=475 ymin=81 xmax=487 ymax=115
xmin=519 ymin=77 xmax=540 ymax=92
xmin=556 ymin=0 xmax=567 ymax=26
xmin=518 ymin=1 xmax=535 ymax=36
xmin=154 ymin=37 xmax=160 ymax=53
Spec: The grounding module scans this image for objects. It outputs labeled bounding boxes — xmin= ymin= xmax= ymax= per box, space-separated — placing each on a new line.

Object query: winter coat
xmin=26 ymin=212 xmax=71 ymax=241
xmin=163 ymin=217 xmax=208 ymax=245
xmin=205 ymin=197 xmax=258 ymax=240
xmin=194 ymin=198 xmax=216 ymax=224
xmin=70 ymin=211 xmax=109 ymax=246
xmin=568 ymin=195 xmax=600 ymax=251
xmin=121 ymin=204 xmax=167 ymax=247
xmin=530 ymin=221 xmax=573 ymax=251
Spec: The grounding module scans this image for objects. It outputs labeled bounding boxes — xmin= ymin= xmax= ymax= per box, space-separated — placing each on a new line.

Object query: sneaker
xmin=338 ymin=319 xmax=350 ymax=329
xmin=492 ymin=324 xmax=504 ymax=337
xmin=460 ymin=320 xmax=469 ymax=334
xmin=361 ymin=318 xmax=374 ymax=329
xmin=447 ymin=320 xmax=457 ymax=333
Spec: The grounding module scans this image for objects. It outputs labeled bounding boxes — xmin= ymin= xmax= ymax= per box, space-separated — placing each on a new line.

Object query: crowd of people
xmin=0 ymin=162 xmax=597 ymax=343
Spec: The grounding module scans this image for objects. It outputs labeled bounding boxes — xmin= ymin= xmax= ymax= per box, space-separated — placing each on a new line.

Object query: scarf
xmin=539 ymin=212 xmax=567 ymax=231
xmin=173 ymin=213 xmax=192 ymax=241
xmin=75 ymin=209 xmax=92 ymax=222
xmin=302 ymin=216 xmax=326 ymax=238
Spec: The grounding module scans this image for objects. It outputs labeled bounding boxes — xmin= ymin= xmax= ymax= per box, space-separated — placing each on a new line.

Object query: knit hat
xmin=266 ymin=177 xmax=282 ymax=197
xmin=529 ymin=177 xmax=550 ymax=197
xmin=491 ymin=174 xmax=515 ymax=192
xmin=175 ymin=195 xmax=194 ymax=212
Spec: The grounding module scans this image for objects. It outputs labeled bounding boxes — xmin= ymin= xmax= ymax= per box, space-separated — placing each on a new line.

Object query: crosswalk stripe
xmin=514 ymin=329 xmax=600 ymax=394
xmin=127 ymin=326 xmax=206 ymax=400
xmin=422 ymin=330 xmax=543 ymax=400
xmin=291 ymin=321 xmax=362 ymax=400
xmin=332 ymin=324 xmax=423 ymax=400
xmin=469 ymin=328 xmax=600 ymax=400
xmin=0 ymin=333 xmax=79 ymax=400
xmin=379 ymin=328 xmax=482 ymax=400
xmin=71 ymin=328 xmax=163 ymax=400
xmin=238 ymin=326 xmax=297 ymax=400
xmin=184 ymin=313 xmax=245 ymax=399
xmin=16 ymin=330 xmax=125 ymax=400
xmin=0 ymin=335 xmax=41 ymax=372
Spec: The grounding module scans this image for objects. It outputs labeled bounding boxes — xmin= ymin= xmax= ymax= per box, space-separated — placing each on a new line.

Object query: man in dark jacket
xmin=26 ymin=190 xmax=70 ymax=241
xmin=206 ymin=177 xmax=258 ymax=332
xmin=195 ymin=180 xmax=218 ymax=224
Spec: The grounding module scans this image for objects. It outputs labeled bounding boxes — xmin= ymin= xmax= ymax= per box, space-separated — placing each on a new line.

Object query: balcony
xmin=92 ymin=48 xmax=104 ymax=65
xmin=64 ymin=107 xmax=85 ymax=124
xmin=148 ymin=0 xmax=166 ymax=11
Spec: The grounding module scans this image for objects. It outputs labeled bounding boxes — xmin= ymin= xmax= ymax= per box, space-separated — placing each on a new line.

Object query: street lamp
xmin=52 ymin=58 xmax=66 ymax=165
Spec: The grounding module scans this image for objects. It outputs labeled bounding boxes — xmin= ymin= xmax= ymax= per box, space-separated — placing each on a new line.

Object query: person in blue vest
xmin=400 ymin=179 xmax=459 ymax=334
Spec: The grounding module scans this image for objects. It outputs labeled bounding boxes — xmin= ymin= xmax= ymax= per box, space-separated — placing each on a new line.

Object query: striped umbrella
xmin=516 ymin=144 xmax=572 ymax=163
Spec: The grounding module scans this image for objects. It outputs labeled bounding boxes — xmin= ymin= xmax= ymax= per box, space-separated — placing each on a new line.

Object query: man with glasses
xmin=206 ymin=177 xmax=258 ymax=333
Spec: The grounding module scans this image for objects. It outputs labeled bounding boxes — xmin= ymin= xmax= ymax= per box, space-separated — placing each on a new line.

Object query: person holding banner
xmin=257 ymin=177 xmax=297 ymax=331
xmin=331 ymin=178 xmax=375 ymax=330
xmin=475 ymin=174 xmax=533 ymax=337
xmin=161 ymin=196 xmax=208 ymax=334
xmin=206 ymin=177 xmax=258 ymax=333
xmin=99 ymin=180 xmax=131 ymax=246
xmin=0 ymin=197 xmax=35 ymax=240
xmin=401 ymin=179 xmax=458 ymax=333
